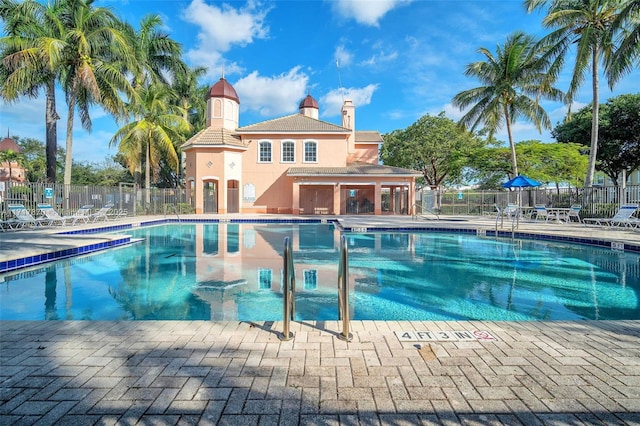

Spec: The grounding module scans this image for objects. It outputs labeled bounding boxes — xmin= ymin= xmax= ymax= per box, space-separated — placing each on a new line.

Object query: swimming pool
xmin=1 ymin=223 xmax=639 ymax=321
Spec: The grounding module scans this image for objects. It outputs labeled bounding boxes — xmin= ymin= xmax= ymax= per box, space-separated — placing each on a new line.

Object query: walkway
xmin=1 ymin=215 xmax=640 ymax=425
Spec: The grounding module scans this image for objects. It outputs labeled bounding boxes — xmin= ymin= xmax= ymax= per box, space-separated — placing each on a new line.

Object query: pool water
xmin=1 ymin=223 xmax=639 ymax=321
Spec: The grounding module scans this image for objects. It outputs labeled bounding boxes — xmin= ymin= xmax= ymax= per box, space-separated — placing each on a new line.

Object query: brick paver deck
xmin=2 ymin=320 xmax=640 ymax=425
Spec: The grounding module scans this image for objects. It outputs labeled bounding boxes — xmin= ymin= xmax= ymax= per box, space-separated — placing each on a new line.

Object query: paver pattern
xmin=2 ymin=320 xmax=640 ymax=425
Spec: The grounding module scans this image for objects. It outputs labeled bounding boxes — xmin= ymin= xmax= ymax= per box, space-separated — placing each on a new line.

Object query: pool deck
xmin=1 ymin=215 xmax=640 ymax=425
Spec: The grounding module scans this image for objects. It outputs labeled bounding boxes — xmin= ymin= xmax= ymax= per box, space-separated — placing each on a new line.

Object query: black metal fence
xmin=0 ymin=181 xmax=193 ymax=221
xmin=418 ymin=185 xmax=640 ymax=218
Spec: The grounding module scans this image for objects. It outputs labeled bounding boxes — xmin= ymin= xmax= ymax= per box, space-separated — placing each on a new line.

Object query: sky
xmin=2 ymin=0 xmax=639 ymax=163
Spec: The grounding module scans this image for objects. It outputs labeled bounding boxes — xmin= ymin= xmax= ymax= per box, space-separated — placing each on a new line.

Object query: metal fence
xmin=0 ymin=181 xmax=192 ymax=221
xmin=3 ymin=181 xmax=639 ymax=221
xmin=418 ymin=185 xmax=640 ymax=218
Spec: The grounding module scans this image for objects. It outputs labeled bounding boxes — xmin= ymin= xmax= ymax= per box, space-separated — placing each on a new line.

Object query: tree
xmin=608 ymin=0 xmax=640 ymax=85
xmin=553 ymin=93 xmax=640 ymax=185
xmin=452 ymin=31 xmax=564 ymax=177
xmin=525 ymin=0 xmax=621 ymax=188
xmin=0 ymin=147 xmax=25 ymax=182
xmin=110 ymin=83 xmax=190 ymax=195
xmin=172 ymin=65 xmax=208 ymax=135
xmin=516 ymin=140 xmax=588 ymax=188
xmin=119 ymin=14 xmax=186 ymax=188
xmin=380 ymin=112 xmax=485 ymax=189
xmin=0 ymin=0 xmax=64 ymax=182
xmin=57 ymin=0 xmax=133 ymax=187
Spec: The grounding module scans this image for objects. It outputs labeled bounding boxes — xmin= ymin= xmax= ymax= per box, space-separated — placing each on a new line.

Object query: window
xmin=304 ymin=141 xmax=317 ymax=163
xmin=303 ymin=269 xmax=317 ymax=290
xmin=281 ymin=140 xmax=295 ymax=163
xmin=258 ymin=269 xmax=272 ymax=290
xmin=258 ymin=141 xmax=272 ymax=162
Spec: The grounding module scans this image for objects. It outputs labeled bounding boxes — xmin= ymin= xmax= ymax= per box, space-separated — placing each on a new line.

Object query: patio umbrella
xmin=501 ymin=175 xmax=542 ymax=228
xmin=502 ymin=175 xmax=542 ymax=189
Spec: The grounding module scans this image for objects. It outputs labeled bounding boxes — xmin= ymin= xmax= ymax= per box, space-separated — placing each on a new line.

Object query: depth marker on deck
xmin=396 ymin=330 xmax=497 ymax=342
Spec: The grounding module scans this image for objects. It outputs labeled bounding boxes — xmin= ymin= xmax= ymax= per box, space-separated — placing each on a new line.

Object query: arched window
xmin=258 ymin=140 xmax=272 ymax=163
xmin=281 ymin=140 xmax=295 ymax=163
xmin=303 ymin=140 xmax=317 ymax=163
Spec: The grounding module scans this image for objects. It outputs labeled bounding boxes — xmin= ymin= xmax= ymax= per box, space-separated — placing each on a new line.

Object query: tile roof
xmin=287 ymin=162 xmax=422 ymax=177
xmin=355 ymin=131 xmax=383 ymax=144
xmin=236 ymin=114 xmax=351 ymax=134
xmin=181 ymin=127 xmax=246 ymax=150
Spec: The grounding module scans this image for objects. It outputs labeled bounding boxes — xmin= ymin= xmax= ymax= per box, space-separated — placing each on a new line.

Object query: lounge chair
xmin=89 ymin=204 xmax=115 ymax=222
xmin=7 ymin=204 xmax=49 ymax=228
xmin=583 ymin=204 xmax=639 ymax=227
xmin=36 ymin=203 xmax=93 ymax=225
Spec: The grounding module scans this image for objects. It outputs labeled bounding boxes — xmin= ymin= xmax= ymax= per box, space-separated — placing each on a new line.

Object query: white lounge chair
xmin=7 ymin=204 xmax=48 ymax=228
xmin=36 ymin=203 xmax=93 ymax=225
xmin=89 ymin=204 xmax=115 ymax=222
xmin=563 ymin=205 xmax=582 ymax=223
xmin=583 ymin=204 xmax=639 ymax=227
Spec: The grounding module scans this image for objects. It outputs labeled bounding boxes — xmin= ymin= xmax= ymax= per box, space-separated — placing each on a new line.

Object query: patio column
xmin=333 ymin=183 xmax=341 ymax=215
xmin=374 ymin=182 xmax=382 ymax=215
xmin=292 ymin=181 xmax=301 ymax=215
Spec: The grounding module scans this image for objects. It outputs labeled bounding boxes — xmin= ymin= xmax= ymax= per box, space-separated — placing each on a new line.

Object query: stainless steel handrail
xmin=280 ymin=236 xmax=295 ymax=341
xmin=337 ymin=235 xmax=353 ymax=341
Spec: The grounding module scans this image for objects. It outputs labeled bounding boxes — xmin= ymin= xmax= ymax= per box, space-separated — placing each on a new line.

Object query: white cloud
xmin=182 ymin=0 xmax=270 ymax=77
xmin=330 ymin=0 xmax=411 ymax=26
xmin=234 ymin=67 xmax=309 ymax=116
xmin=361 ymin=50 xmax=398 ymax=67
xmin=320 ymin=84 xmax=379 ymax=117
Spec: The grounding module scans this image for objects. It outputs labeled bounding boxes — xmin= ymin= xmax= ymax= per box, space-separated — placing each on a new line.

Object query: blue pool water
xmin=1 ymin=223 xmax=639 ymax=321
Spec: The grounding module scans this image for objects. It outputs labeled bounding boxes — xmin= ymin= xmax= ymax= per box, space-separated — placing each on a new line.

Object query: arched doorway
xmin=203 ymin=181 xmax=218 ymax=213
xmin=227 ymin=180 xmax=239 ymax=213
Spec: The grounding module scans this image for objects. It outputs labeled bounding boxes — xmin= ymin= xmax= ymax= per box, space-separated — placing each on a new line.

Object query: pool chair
xmin=583 ymin=204 xmax=639 ymax=227
xmin=89 ymin=203 xmax=115 ymax=222
xmin=563 ymin=205 xmax=582 ymax=223
xmin=533 ymin=204 xmax=554 ymax=222
xmin=6 ymin=204 xmax=49 ymax=228
xmin=36 ymin=203 xmax=93 ymax=226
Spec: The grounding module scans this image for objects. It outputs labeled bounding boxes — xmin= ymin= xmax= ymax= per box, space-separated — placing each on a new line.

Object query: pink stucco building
xmin=182 ymin=78 xmax=420 ymax=215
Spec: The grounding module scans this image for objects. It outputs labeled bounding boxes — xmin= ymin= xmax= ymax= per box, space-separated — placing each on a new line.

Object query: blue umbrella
xmin=502 ymin=175 xmax=542 ymax=189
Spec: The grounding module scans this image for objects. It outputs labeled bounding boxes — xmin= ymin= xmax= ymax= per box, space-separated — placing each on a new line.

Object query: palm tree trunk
xmin=145 ymin=138 xmax=151 ymax=206
xmin=45 ymin=80 xmax=58 ymax=183
xmin=63 ymin=82 xmax=76 ymax=188
xmin=504 ymin=104 xmax=518 ymax=177
xmin=584 ymin=46 xmax=600 ymax=189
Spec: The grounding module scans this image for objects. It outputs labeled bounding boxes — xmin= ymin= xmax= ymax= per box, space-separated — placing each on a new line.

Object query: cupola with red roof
xmin=206 ymin=77 xmax=239 ymax=130
xmin=0 ymin=132 xmax=21 ymax=154
xmin=299 ymin=94 xmax=319 ymax=119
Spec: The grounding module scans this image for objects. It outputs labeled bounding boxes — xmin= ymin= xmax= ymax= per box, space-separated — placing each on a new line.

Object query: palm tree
xmin=172 ymin=65 xmax=208 ymax=133
xmin=0 ymin=148 xmax=25 ymax=182
xmin=452 ymin=31 xmax=564 ymax=177
xmin=57 ymin=0 xmax=133 ymax=187
xmin=0 ymin=0 xmax=64 ymax=182
xmin=119 ymin=14 xmax=186 ymax=188
xmin=109 ymin=83 xmax=190 ymax=201
xmin=525 ymin=0 xmax=621 ymax=188
xmin=608 ymin=0 xmax=640 ymax=85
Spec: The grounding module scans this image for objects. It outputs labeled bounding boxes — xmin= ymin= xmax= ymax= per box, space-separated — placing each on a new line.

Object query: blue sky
xmin=2 ymin=0 xmax=639 ymax=163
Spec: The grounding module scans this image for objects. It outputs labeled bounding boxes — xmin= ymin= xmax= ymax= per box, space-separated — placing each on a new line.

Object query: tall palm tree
xmin=109 ymin=83 xmax=190 ymax=198
xmin=525 ymin=0 xmax=621 ymax=188
xmin=172 ymin=65 xmax=208 ymax=133
xmin=57 ymin=0 xmax=133 ymax=187
xmin=119 ymin=14 xmax=186 ymax=188
xmin=452 ymin=31 xmax=564 ymax=177
xmin=0 ymin=0 xmax=64 ymax=182
xmin=608 ymin=0 xmax=640 ymax=85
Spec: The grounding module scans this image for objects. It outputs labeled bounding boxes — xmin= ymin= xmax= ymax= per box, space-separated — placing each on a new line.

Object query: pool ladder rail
xmin=280 ymin=236 xmax=296 ymax=341
xmin=280 ymin=235 xmax=352 ymax=342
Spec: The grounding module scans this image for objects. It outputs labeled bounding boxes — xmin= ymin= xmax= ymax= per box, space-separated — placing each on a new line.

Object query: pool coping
xmin=1 ymin=215 xmax=639 ymax=274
